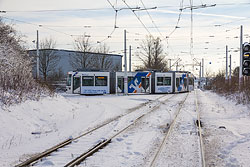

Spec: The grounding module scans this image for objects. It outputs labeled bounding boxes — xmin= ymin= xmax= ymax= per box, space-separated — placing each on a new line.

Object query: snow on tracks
xmin=15 ymin=94 xmax=171 ymax=166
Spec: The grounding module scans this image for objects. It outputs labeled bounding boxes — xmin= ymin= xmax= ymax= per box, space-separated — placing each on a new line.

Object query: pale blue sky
xmin=1 ymin=0 xmax=250 ymax=75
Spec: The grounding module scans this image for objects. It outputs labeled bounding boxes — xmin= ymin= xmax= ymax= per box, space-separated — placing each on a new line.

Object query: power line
xmin=121 ymin=0 xmax=152 ymax=36
xmin=98 ymin=0 xmax=119 ymax=44
xmin=139 ymin=0 xmax=164 ymax=38
xmin=190 ymin=0 xmax=194 ymax=64
xmin=163 ymin=0 xmax=184 ymax=58
xmin=1 ymin=16 xmax=74 ymax=37
xmin=0 ymin=8 xmax=113 ymax=13
xmin=165 ymin=0 xmax=184 ymax=39
xmin=1 ymin=2 xmax=249 ymax=14
xmin=215 ymin=2 xmax=250 ymax=6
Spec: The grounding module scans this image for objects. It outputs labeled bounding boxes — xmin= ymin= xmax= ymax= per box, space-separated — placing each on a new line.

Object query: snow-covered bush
xmin=208 ymin=69 xmax=250 ymax=105
xmin=0 ymin=20 xmax=52 ymax=106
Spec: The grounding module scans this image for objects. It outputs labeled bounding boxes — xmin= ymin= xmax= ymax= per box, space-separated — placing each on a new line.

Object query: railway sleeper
xmin=64 ymin=139 xmax=111 ymax=167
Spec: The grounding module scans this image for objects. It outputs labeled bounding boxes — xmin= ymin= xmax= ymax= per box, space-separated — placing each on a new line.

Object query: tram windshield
xmin=66 ymin=74 xmax=72 ymax=86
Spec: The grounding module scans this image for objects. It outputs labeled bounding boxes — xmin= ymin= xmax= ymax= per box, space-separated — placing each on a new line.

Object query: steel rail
xmin=64 ymin=94 xmax=177 ymax=167
xmin=149 ymin=93 xmax=189 ymax=167
xmin=195 ymin=90 xmax=206 ymax=167
xmin=15 ymin=138 xmax=72 ymax=167
xmin=15 ymin=94 xmax=167 ymax=167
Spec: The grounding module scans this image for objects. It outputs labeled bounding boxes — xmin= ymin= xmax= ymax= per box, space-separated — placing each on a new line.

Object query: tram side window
xmin=163 ymin=77 xmax=171 ymax=86
xmin=189 ymin=78 xmax=194 ymax=85
xmin=157 ymin=77 xmax=171 ymax=86
xmin=95 ymin=76 xmax=107 ymax=86
xmin=67 ymin=74 xmax=72 ymax=86
xmin=157 ymin=77 xmax=163 ymax=86
xmin=82 ymin=76 xmax=94 ymax=86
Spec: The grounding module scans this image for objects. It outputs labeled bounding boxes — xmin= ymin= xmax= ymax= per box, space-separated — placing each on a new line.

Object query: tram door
xmin=141 ymin=77 xmax=150 ymax=93
xmin=117 ymin=77 xmax=124 ymax=93
xmin=73 ymin=76 xmax=81 ymax=94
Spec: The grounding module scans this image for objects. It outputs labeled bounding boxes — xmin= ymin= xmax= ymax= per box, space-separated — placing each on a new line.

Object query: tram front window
xmin=66 ymin=74 xmax=72 ymax=86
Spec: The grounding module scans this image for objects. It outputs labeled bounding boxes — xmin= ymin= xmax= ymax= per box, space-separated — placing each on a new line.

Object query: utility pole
xmin=169 ymin=59 xmax=172 ymax=71
xmin=124 ymin=30 xmax=128 ymax=95
xmin=229 ymin=54 xmax=232 ymax=81
xmin=202 ymin=58 xmax=204 ymax=78
xmin=226 ymin=45 xmax=228 ymax=80
xmin=172 ymin=58 xmax=181 ymax=71
xmin=129 ymin=45 xmax=132 ymax=72
xmin=239 ymin=25 xmax=243 ymax=89
xmin=169 ymin=59 xmax=174 ymax=71
xmin=36 ymin=30 xmax=39 ymax=79
xmin=181 ymin=3 xmax=216 ymax=74
xmin=199 ymin=62 xmax=202 ymax=79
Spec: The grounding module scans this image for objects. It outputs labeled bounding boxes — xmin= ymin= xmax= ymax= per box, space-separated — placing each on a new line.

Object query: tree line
xmin=36 ymin=34 xmax=169 ymax=82
xmin=0 ymin=19 xmax=169 ymax=105
xmin=205 ymin=67 xmax=250 ymax=105
xmin=0 ymin=20 xmax=52 ymax=105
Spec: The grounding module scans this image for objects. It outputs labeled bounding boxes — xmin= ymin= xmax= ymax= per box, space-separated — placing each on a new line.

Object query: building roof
xmin=27 ymin=48 xmax=123 ymax=57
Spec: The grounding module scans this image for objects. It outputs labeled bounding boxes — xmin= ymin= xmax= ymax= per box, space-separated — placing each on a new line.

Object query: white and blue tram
xmin=188 ymin=72 xmax=195 ymax=91
xmin=66 ymin=70 xmax=194 ymax=95
xmin=115 ymin=71 xmax=152 ymax=94
xmin=174 ymin=72 xmax=188 ymax=93
xmin=152 ymin=72 xmax=174 ymax=93
xmin=66 ymin=71 xmax=112 ymax=95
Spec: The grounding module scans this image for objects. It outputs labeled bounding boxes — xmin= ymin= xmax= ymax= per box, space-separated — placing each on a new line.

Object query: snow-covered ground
xmin=0 ymin=90 xmax=250 ymax=167
xmin=198 ymin=90 xmax=250 ymax=167
xmin=0 ymin=93 xmax=161 ymax=166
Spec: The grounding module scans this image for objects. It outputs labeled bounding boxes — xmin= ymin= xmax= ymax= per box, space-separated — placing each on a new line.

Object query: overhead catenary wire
xmin=139 ymin=0 xmax=164 ymax=38
xmin=163 ymin=0 xmax=184 ymax=59
xmin=121 ymin=0 xmax=153 ymax=36
xmin=1 ymin=1 xmax=122 ymax=46
xmin=190 ymin=0 xmax=194 ymax=64
xmin=96 ymin=0 xmax=120 ymax=44
xmin=1 ymin=2 xmax=249 ymax=13
xmin=0 ymin=16 xmax=73 ymax=37
xmin=165 ymin=0 xmax=184 ymax=39
xmin=0 ymin=15 xmax=114 ymax=47
xmin=1 ymin=1 xmax=247 ymax=58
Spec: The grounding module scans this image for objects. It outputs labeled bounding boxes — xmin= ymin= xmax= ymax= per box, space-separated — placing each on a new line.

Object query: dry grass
xmin=206 ymin=73 xmax=250 ymax=105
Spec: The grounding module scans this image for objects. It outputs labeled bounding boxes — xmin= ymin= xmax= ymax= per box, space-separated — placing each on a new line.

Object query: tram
xmin=66 ymin=70 xmax=194 ymax=95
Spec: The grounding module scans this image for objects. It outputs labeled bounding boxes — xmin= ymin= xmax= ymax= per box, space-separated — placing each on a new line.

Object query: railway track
xmin=149 ymin=93 xmax=189 ymax=167
xmin=195 ymin=90 xmax=206 ymax=167
xmin=15 ymin=94 xmax=172 ymax=167
xmin=63 ymin=93 xmax=182 ymax=167
xmin=148 ymin=90 xmax=206 ymax=167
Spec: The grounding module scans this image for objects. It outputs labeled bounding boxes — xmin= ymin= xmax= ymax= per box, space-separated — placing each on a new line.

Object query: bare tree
xmin=138 ymin=35 xmax=168 ymax=71
xmin=70 ymin=34 xmax=93 ymax=70
xmin=92 ymin=43 xmax=113 ymax=70
xmin=96 ymin=43 xmax=110 ymax=54
xmin=39 ymin=38 xmax=59 ymax=81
